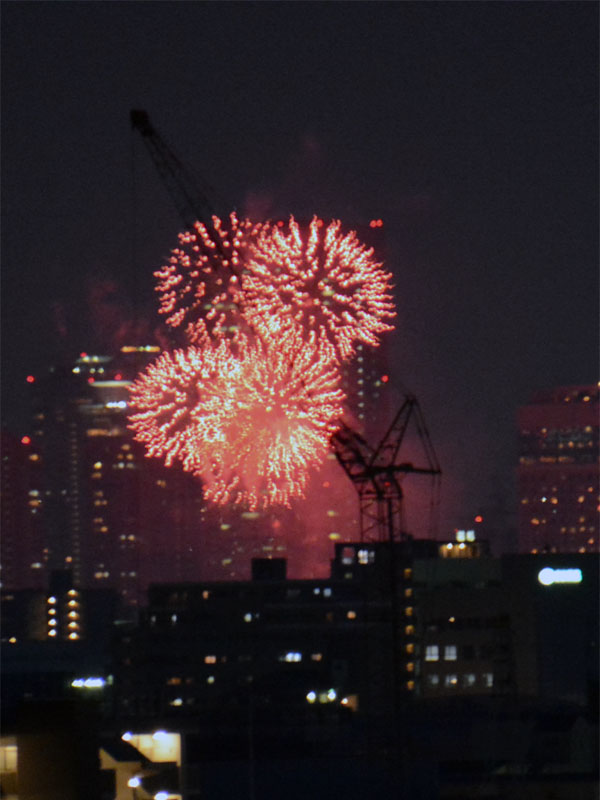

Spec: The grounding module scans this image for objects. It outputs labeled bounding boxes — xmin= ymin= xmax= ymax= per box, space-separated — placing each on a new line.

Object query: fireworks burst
xmin=128 ymin=330 xmax=345 ymax=509
xmin=154 ymin=213 xmax=263 ymax=344
xmin=242 ymin=216 xmax=395 ymax=361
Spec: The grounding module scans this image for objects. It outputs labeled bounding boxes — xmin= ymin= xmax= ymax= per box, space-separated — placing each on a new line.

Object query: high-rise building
xmin=339 ymin=220 xmax=393 ymax=440
xmin=0 ymin=428 xmax=46 ymax=591
xmin=517 ymin=384 xmax=599 ymax=554
xmin=10 ymin=347 xmax=207 ymax=607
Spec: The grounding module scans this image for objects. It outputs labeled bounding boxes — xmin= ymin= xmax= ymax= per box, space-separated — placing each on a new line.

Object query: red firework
xmin=242 ymin=216 xmax=395 ymax=361
xmin=128 ymin=330 xmax=345 ymax=509
xmin=154 ymin=213 xmax=263 ymax=344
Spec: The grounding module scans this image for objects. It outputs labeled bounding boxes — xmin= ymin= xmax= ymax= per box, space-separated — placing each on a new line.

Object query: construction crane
xmin=130 ymin=109 xmax=220 ymax=231
xmin=332 ymin=394 xmax=442 ymax=542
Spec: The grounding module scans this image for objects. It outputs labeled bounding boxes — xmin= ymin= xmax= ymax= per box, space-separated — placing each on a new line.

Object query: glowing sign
xmin=538 ymin=567 xmax=582 ymax=586
xmin=71 ymin=677 xmax=106 ymax=689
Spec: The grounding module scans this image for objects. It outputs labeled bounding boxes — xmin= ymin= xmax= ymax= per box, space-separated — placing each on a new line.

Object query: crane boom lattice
xmin=331 ymin=395 xmax=441 ymax=542
xmin=131 ymin=109 xmax=218 ymax=230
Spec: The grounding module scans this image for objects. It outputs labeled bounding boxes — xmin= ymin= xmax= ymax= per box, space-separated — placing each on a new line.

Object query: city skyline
xmin=2 ymin=2 xmax=598 ymax=533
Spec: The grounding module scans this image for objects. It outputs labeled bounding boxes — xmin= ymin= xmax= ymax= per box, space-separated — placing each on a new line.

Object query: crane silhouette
xmin=331 ymin=393 xmax=442 ymax=542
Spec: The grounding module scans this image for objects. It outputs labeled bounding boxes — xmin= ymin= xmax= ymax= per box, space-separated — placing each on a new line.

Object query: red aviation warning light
xmin=26 ymin=375 xmax=35 ymax=384
xmin=21 ymin=436 xmax=31 ymax=445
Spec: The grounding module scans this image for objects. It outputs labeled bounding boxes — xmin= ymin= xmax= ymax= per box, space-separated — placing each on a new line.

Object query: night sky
xmin=2 ymin=2 xmax=597 ymax=532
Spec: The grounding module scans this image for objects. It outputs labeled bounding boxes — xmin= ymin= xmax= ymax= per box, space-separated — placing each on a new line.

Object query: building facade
xmin=112 ymin=539 xmax=597 ymax=724
xmin=4 ymin=348 xmax=207 ymax=607
xmin=517 ymin=384 xmax=599 ymax=554
xmin=0 ymin=428 xmax=46 ymax=591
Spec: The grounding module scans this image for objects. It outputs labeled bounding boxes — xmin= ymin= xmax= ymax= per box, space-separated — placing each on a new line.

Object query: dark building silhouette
xmin=2 ymin=539 xmax=597 ymax=799
xmin=112 ymin=542 xmax=598 ymax=721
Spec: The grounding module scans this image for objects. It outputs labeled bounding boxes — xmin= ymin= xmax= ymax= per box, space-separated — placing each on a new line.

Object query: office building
xmin=8 ymin=348 xmax=207 ymax=607
xmin=112 ymin=536 xmax=597 ymax=721
xmin=0 ymin=428 xmax=46 ymax=591
xmin=3 ymin=537 xmax=597 ymax=800
xmin=517 ymin=384 xmax=599 ymax=554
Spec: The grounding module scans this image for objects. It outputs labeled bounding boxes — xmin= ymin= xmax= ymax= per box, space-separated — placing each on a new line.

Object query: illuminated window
xmin=425 ymin=645 xmax=439 ymax=662
xmin=204 ymin=655 xmax=217 ymax=664
xmin=405 ymin=625 xmax=415 ymax=636
xmin=406 ymin=662 xmax=414 ymax=672
xmin=463 ymin=673 xmax=476 ymax=687
xmin=444 ymin=674 xmax=458 ymax=687
xmin=311 ymin=653 xmax=323 ymax=661
xmin=427 ymin=674 xmax=439 ymax=688
xmin=406 ymin=680 xmax=415 ymax=691
xmin=404 ymin=606 xmax=414 ymax=617
xmin=405 ymin=643 xmax=415 ymax=654
xmin=346 ymin=610 xmax=357 ymax=620
xmin=444 ymin=645 xmax=457 ymax=661
xmin=283 ymin=652 xmax=302 ymax=663
xmin=482 ymin=672 xmax=494 ymax=688
xmin=404 ymin=587 xmax=413 ymax=598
